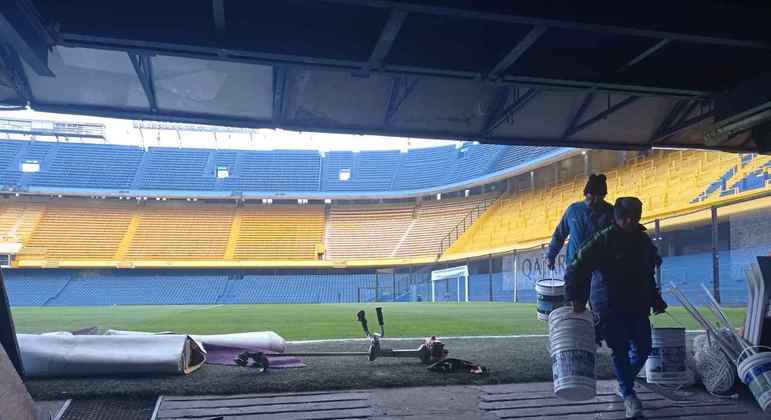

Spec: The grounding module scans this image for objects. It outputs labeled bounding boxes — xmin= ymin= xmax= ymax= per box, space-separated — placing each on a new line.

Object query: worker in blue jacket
xmin=564 ymin=197 xmax=668 ymax=419
xmin=546 ymin=173 xmax=614 ymax=273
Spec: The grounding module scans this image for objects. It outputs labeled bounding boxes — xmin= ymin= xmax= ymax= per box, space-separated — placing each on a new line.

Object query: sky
xmin=0 ymin=109 xmax=460 ymax=152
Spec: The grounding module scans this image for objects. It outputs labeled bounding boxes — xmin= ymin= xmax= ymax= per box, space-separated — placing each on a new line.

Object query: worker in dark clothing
xmin=547 ymin=173 xmax=614 ymax=346
xmin=546 ymin=173 xmax=614 ymax=271
xmin=564 ymin=197 xmax=668 ymax=419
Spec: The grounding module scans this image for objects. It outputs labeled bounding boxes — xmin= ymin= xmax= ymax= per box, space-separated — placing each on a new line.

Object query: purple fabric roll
xmin=203 ymin=344 xmax=305 ymax=368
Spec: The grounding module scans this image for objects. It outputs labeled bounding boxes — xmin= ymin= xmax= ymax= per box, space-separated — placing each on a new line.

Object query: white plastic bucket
xmin=645 ymin=327 xmax=689 ymax=386
xmin=738 ymin=352 xmax=771 ymax=413
xmin=536 ymin=279 xmax=565 ymax=321
xmin=548 ymin=306 xmax=596 ymax=401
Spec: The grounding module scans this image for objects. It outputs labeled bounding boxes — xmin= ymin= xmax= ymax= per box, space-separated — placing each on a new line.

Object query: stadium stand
xmin=0 ymin=139 xmax=565 ymax=194
xmin=323 ymin=150 xmax=402 ymax=191
xmin=232 ymin=205 xmax=325 ymax=260
xmin=0 ymin=140 xmax=25 ymax=188
xmin=0 ymin=141 xmax=768 ymax=309
xmin=392 ymin=145 xmax=456 ymax=189
xmin=3 ymin=269 xmax=377 ymax=306
xmin=28 ymin=143 xmax=143 ymax=190
xmin=20 ymin=200 xmax=134 ymax=260
xmin=447 ymin=150 xmax=764 ymax=256
xmin=491 ymin=145 xmax=558 ymax=172
xmin=326 ymin=203 xmax=415 ymax=260
xmin=325 ymin=195 xmax=494 ymax=260
xmin=126 ymin=203 xmax=234 ymax=260
xmin=392 ymin=194 xmax=495 ymax=258
xmin=223 ymin=150 xmax=322 ymax=192
xmin=137 ymin=147 xmax=216 ymax=190
xmin=0 ymin=200 xmax=44 ymax=242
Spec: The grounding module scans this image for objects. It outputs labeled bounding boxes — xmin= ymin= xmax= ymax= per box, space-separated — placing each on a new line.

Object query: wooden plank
xmin=480 ymin=393 xmax=664 ymax=410
xmin=481 ymin=388 xmax=654 ymax=402
xmin=492 ymin=400 xmax=739 ymax=419
xmin=162 ymin=390 xmax=365 ymax=401
xmin=158 ymin=399 xmax=370 ymax=418
xmin=161 ymin=392 xmax=368 ymax=410
xmin=159 ymin=407 xmax=372 ymax=420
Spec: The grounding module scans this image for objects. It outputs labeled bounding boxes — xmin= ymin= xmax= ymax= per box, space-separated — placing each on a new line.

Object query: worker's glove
xmin=546 ymin=257 xmax=556 ymax=271
xmin=652 ymin=294 xmax=668 ymax=314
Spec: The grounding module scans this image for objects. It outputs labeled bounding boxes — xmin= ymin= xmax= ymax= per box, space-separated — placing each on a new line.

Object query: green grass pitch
xmin=11 ymin=302 xmax=747 ymax=340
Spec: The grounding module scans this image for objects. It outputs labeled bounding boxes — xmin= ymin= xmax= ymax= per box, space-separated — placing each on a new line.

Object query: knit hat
xmin=584 ymin=174 xmax=607 ymax=196
xmin=614 ymin=196 xmax=643 ymax=220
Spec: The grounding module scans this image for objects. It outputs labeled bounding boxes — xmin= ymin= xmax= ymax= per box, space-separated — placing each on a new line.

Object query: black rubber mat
xmin=61 ymin=398 xmax=155 ymax=420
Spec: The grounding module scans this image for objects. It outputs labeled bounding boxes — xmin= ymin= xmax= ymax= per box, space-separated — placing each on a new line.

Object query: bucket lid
xmin=537 ymin=279 xmax=565 ymax=287
xmin=548 ymin=306 xmax=594 ymax=324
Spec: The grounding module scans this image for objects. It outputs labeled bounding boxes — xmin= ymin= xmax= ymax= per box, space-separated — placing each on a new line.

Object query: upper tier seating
xmin=323 ymin=150 xmax=402 ymax=191
xmin=223 ymin=150 xmax=321 ymax=192
xmin=0 ymin=140 xmax=558 ymax=194
xmin=28 ymin=143 xmax=143 ymax=190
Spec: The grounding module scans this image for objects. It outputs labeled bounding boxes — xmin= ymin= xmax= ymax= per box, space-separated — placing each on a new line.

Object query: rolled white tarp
xmin=104 ymin=330 xmax=287 ymax=353
xmin=17 ymin=334 xmax=206 ymax=378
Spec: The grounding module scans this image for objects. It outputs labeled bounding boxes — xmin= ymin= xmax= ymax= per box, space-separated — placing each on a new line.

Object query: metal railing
xmin=438 ymin=195 xmax=501 ymax=255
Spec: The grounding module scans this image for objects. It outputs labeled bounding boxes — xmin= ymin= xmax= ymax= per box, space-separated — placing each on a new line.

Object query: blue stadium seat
xmin=0 ymin=139 xmax=564 ymax=194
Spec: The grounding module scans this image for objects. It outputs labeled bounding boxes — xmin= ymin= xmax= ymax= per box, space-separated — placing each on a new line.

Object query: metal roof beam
xmin=316 ymin=0 xmax=769 ymax=49
xmin=212 ymin=0 xmax=226 ymax=32
xmin=0 ymin=44 xmax=33 ymax=103
xmin=272 ymin=65 xmax=287 ymax=125
xmin=128 ymin=53 xmax=158 ymax=112
xmin=27 ymin=101 xmax=739 ymax=152
xmin=565 ymin=95 xmax=640 ymax=138
xmin=482 ymin=88 xmax=539 ymax=137
xmin=619 ymin=39 xmax=671 ymax=72
xmin=650 ymin=105 xmax=714 ymax=145
xmin=649 ymin=99 xmax=688 ymax=143
xmin=57 ymin=33 xmax=709 ymax=99
xmin=383 ymin=76 xmax=418 ymax=126
xmin=361 ymin=9 xmax=407 ymax=75
xmin=561 ymin=92 xmax=595 ymax=139
xmin=0 ymin=0 xmax=53 ymax=76
xmin=487 ymin=25 xmax=546 ymax=80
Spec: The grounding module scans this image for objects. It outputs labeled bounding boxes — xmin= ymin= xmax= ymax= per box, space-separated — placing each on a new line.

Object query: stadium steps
xmin=114 ymin=210 xmax=141 ymax=261
xmin=130 ymin=151 xmax=151 ymax=189
xmin=224 ymin=208 xmax=242 ymax=259
xmin=390 ymin=216 xmax=418 ymax=257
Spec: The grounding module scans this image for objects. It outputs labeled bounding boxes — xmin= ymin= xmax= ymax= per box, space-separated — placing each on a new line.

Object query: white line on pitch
xmin=288 ymin=330 xmax=706 ymax=344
